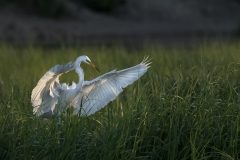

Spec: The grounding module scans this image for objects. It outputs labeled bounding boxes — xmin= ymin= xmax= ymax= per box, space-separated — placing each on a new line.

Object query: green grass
xmin=1 ymin=42 xmax=240 ymax=159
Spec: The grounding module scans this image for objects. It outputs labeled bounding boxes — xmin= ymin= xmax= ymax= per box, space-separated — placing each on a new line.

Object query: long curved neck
xmin=64 ymin=56 xmax=86 ymax=106
xmin=75 ymin=65 xmax=84 ymax=89
xmin=73 ymin=56 xmax=86 ymax=92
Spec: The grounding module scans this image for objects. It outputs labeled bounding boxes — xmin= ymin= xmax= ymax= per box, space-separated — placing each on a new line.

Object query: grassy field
xmin=0 ymin=42 xmax=240 ymax=159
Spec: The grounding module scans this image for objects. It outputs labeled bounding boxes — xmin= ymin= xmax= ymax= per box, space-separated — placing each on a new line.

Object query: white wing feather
xmin=31 ymin=62 xmax=75 ymax=118
xmin=73 ymin=57 xmax=151 ymax=116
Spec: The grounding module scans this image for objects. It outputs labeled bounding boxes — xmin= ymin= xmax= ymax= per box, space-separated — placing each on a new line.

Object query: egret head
xmin=83 ymin=56 xmax=100 ymax=72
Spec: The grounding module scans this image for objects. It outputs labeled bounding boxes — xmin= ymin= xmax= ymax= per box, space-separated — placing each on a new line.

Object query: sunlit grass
xmin=0 ymin=42 xmax=240 ymax=159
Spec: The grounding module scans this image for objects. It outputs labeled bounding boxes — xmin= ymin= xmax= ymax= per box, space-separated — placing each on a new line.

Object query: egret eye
xmin=86 ymin=59 xmax=91 ymax=63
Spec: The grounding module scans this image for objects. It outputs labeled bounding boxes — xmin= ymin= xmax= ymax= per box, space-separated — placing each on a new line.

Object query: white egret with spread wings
xmin=31 ymin=56 xmax=151 ymax=118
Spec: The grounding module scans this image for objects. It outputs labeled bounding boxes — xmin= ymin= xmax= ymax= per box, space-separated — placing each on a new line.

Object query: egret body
xmin=31 ymin=56 xmax=150 ymax=118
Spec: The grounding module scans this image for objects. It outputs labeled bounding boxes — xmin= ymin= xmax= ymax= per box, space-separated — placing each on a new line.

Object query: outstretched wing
xmin=73 ymin=57 xmax=151 ymax=116
xmin=31 ymin=62 xmax=75 ymax=118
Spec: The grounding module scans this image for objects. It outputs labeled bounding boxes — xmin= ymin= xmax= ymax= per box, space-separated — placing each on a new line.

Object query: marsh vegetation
xmin=0 ymin=43 xmax=240 ymax=159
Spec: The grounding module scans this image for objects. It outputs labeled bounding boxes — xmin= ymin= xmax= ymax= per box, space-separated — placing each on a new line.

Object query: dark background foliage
xmin=0 ymin=0 xmax=126 ymax=18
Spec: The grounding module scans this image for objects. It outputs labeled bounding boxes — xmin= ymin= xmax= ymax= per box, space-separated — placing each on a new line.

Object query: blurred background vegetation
xmin=79 ymin=0 xmax=125 ymax=13
xmin=0 ymin=0 xmax=126 ymax=18
xmin=0 ymin=0 xmax=239 ymax=47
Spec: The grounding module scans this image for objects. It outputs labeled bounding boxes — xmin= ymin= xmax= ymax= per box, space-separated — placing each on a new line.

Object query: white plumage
xmin=31 ymin=56 xmax=151 ymax=118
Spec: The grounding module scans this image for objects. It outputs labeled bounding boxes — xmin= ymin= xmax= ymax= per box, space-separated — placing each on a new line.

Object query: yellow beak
xmin=89 ymin=61 xmax=100 ymax=72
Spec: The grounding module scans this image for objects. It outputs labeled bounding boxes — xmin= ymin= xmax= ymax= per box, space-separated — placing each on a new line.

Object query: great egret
xmin=31 ymin=56 xmax=151 ymax=118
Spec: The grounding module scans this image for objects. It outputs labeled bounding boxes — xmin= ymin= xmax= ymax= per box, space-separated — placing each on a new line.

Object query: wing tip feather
xmin=141 ymin=56 xmax=152 ymax=69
